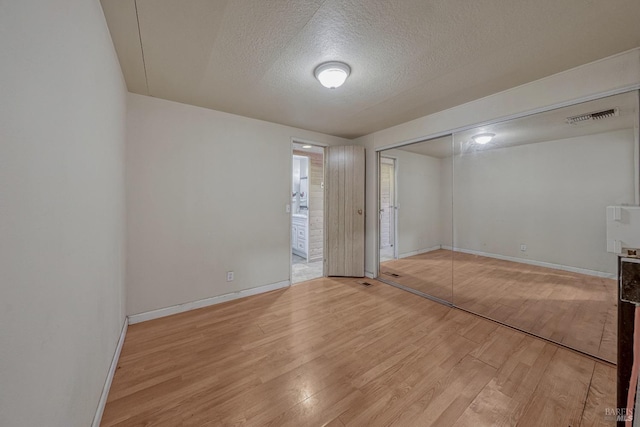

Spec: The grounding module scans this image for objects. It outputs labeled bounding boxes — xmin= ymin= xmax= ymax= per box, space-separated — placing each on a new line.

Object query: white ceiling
xmin=390 ymin=91 xmax=639 ymax=158
xmin=101 ymin=0 xmax=640 ymax=139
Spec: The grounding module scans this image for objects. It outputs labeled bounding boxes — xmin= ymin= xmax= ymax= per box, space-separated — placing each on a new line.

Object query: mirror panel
xmin=378 ymin=135 xmax=454 ymax=303
xmin=452 ymin=91 xmax=639 ymax=362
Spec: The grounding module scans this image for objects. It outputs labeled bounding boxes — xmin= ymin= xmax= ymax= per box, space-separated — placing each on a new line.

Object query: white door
xmin=326 ymin=145 xmax=365 ymax=277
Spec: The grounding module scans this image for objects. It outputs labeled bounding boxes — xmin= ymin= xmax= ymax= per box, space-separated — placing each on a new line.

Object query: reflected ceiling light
xmin=314 ymin=61 xmax=351 ymax=89
xmin=472 ymin=133 xmax=495 ymax=144
xmin=302 ymin=145 xmax=312 ymax=148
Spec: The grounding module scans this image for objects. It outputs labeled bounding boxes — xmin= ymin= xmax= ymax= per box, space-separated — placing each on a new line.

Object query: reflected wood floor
xmin=101 ymin=277 xmax=614 ymax=426
xmin=380 ymin=249 xmax=617 ymax=362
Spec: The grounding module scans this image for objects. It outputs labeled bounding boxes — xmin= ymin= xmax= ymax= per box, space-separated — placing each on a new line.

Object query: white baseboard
xmin=398 ymin=245 xmax=442 ymax=259
xmin=90 ymin=280 xmax=291 ymax=424
xmin=128 ymin=280 xmax=291 ymax=324
xmin=440 ymin=246 xmax=616 ymax=279
xmin=365 ymin=271 xmax=375 ymax=279
xmin=92 ymin=319 xmax=128 ymax=427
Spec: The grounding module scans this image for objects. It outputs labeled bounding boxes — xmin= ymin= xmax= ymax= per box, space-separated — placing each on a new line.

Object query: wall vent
xmin=566 ymin=108 xmax=618 ymax=124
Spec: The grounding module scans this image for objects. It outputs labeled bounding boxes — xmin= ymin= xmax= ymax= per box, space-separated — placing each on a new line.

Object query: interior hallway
xmin=101 ymin=277 xmax=614 ymax=426
xmin=292 ymin=254 xmax=323 ymax=284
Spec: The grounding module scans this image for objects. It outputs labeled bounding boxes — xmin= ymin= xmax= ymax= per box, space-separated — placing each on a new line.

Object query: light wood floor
xmin=101 ymin=277 xmax=614 ymax=426
xmin=380 ymin=250 xmax=617 ymax=362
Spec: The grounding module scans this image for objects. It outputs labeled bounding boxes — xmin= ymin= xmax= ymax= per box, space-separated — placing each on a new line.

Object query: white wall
xmin=357 ymin=48 xmax=640 ymax=277
xmin=452 ymin=129 xmax=635 ymax=275
xmin=383 ymin=150 xmax=443 ymax=257
xmin=440 ymin=158 xmax=453 ymax=249
xmin=0 ymin=1 xmax=127 ymax=426
xmin=126 ymin=94 xmax=349 ymax=315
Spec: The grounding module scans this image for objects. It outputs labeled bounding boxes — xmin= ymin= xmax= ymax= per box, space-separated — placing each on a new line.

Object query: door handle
xmin=358 ymin=209 xmax=363 ymax=215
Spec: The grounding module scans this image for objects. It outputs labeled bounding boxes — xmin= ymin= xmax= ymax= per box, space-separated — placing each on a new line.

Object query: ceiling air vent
xmin=566 ymin=108 xmax=618 ymax=124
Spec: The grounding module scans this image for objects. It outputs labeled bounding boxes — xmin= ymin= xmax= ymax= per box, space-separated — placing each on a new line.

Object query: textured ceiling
xmin=101 ymin=0 xmax=640 ymax=138
xmin=390 ymin=91 xmax=639 ymax=158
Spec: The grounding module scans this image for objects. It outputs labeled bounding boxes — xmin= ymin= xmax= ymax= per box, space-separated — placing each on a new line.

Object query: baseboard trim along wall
xmin=92 ymin=319 xmax=128 ymax=427
xmin=398 ymin=245 xmax=442 ymax=259
xmin=128 ymin=280 xmax=291 ymax=324
xmin=441 ymin=246 xmax=616 ymax=279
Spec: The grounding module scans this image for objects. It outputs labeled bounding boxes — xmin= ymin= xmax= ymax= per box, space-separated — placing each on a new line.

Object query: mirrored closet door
xmin=377 ymin=135 xmax=454 ymax=303
xmin=451 ymin=91 xmax=638 ymax=362
xmin=377 ymin=90 xmax=639 ymax=362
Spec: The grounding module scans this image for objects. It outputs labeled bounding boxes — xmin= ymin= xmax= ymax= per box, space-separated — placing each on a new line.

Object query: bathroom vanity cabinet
xmin=292 ymin=214 xmax=308 ymax=259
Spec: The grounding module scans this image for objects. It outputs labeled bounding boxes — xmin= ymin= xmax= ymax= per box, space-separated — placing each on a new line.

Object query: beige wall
xmin=358 ymin=48 xmax=640 ymax=277
xmin=126 ymin=94 xmax=348 ymax=315
xmin=0 ymin=1 xmax=127 ymax=426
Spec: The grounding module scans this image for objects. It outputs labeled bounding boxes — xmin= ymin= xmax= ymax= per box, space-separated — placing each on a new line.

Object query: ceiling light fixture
xmin=472 ymin=133 xmax=495 ymax=144
xmin=302 ymin=145 xmax=312 ymax=148
xmin=314 ymin=61 xmax=351 ymax=89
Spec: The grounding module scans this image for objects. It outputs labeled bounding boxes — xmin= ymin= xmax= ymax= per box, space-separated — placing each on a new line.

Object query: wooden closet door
xmin=326 ymin=145 xmax=365 ymax=277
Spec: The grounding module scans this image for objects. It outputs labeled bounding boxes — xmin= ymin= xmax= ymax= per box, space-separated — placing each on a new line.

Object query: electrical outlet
xmin=520 ymin=244 xmax=527 ymax=252
xmin=226 ymin=271 xmax=234 ymax=282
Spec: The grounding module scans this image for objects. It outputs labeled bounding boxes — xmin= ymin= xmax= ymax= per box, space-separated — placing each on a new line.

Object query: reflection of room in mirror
xmin=378 ymin=134 xmax=454 ymax=302
xmin=382 ymin=247 xmax=616 ymax=360
xmin=379 ymin=246 xmax=395 ymax=262
xmin=380 ymin=249 xmax=453 ymax=302
xmin=451 ymin=252 xmax=617 ymax=361
xmin=377 ymin=91 xmax=639 ymax=362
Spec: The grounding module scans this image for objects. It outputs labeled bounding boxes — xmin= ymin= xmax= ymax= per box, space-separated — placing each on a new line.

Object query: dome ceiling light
xmin=472 ymin=133 xmax=495 ymax=144
xmin=314 ymin=61 xmax=351 ymax=89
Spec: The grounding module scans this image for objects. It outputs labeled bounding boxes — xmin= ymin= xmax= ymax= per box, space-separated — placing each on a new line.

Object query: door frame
xmin=290 ymin=138 xmax=328 ymax=285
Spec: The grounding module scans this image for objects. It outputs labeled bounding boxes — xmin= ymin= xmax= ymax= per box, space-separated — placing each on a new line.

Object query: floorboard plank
xmin=101 ymin=277 xmax=615 ymax=426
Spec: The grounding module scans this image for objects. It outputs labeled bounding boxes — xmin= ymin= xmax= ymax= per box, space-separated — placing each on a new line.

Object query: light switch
xmin=286 ymin=204 xmax=291 ymax=213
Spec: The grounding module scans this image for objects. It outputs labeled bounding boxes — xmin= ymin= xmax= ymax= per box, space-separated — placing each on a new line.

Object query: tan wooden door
xmin=326 ymin=145 xmax=365 ymax=277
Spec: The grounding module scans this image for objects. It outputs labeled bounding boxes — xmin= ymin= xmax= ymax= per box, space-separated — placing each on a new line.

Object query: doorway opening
xmin=291 ymin=142 xmax=325 ymax=284
xmin=379 ymin=156 xmax=397 ymax=262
